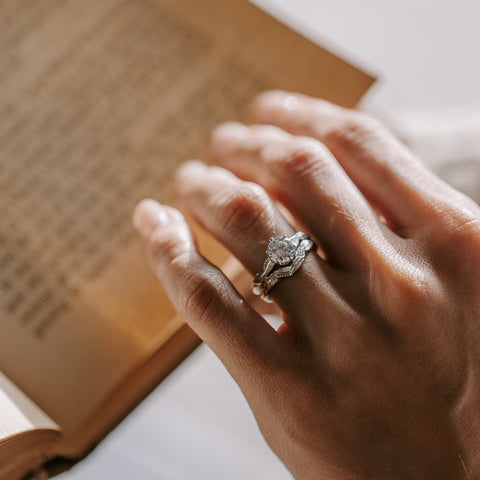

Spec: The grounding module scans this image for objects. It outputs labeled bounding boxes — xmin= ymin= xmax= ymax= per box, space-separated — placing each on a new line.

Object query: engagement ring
xmin=253 ymin=231 xmax=314 ymax=302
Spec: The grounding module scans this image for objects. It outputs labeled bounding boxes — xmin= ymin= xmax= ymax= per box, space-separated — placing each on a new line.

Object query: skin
xmin=132 ymin=91 xmax=480 ymax=480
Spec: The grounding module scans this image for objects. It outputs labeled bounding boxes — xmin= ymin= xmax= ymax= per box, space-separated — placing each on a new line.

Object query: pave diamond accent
xmin=267 ymin=235 xmax=296 ymax=266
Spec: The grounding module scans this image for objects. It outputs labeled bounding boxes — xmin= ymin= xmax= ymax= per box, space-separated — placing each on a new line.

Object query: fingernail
xmin=213 ymin=122 xmax=248 ymax=138
xmin=255 ymin=90 xmax=299 ymax=113
xmin=175 ymin=161 xmax=207 ymax=197
xmin=211 ymin=122 xmax=248 ymax=157
xmin=176 ymin=160 xmax=207 ymax=177
xmin=132 ymin=199 xmax=168 ymax=237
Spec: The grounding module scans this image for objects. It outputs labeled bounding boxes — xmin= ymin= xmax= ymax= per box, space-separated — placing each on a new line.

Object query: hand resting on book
xmin=133 ymin=90 xmax=480 ymax=480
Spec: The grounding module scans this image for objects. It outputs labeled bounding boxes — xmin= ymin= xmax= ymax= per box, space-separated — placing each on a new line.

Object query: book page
xmin=0 ymin=0 xmax=374 ymax=434
xmin=0 ymin=371 xmax=59 ymax=440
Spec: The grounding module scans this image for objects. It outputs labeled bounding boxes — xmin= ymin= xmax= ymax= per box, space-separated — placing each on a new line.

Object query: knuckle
xmin=392 ymin=268 xmax=434 ymax=304
xmin=270 ymin=138 xmax=327 ymax=182
xmin=144 ymin=223 xmax=227 ymax=331
xmin=180 ymin=264 xmax=224 ymax=327
xmin=325 ymin=111 xmax=383 ymax=152
xmin=441 ymin=207 xmax=480 ymax=234
xmin=217 ymin=183 xmax=270 ymax=237
xmin=147 ymin=227 xmax=191 ymax=269
xmin=386 ymin=268 xmax=447 ymax=338
xmin=428 ymin=207 xmax=480 ymax=278
xmin=371 ymin=257 xmax=440 ymax=326
xmin=433 ymin=205 xmax=480 ymax=250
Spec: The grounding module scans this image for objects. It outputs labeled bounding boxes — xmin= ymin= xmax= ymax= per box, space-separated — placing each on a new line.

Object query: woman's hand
xmin=133 ymin=91 xmax=480 ymax=480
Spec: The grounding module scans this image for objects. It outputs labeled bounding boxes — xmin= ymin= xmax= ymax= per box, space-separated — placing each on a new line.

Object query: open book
xmin=0 ymin=0 xmax=374 ymax=478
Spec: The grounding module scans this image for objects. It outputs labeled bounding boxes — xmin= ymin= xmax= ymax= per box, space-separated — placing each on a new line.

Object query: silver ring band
xmin=253 ymin=231 xmax=314 ymax=302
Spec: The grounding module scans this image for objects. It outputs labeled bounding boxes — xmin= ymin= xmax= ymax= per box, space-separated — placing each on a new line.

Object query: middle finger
xmin=210 ymin=122 xmax=398 ymax=271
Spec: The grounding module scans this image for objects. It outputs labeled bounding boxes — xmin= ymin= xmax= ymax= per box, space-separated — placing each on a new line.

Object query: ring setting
xmin=253 ymin=231 xmax=314 ymax=302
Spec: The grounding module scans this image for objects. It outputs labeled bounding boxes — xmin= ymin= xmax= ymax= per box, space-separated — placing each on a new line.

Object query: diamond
xmin=267 ymin=235 xmax=296 ymax=265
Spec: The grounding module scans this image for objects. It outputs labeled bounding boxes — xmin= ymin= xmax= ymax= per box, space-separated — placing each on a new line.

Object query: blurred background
xmin=57 ymin=0 xmax=480 ymax=478
xmin=256 ymin=0 xmax=480 ymax=112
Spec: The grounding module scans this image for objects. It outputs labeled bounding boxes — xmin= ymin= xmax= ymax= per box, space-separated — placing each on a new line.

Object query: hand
xmin=133 ymin=91 xmax=480 ymax=480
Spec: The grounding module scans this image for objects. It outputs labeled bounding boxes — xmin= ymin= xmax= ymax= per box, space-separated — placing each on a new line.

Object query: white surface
xmin=58 ymin=1 xmax=480 ymax=479
xmin=58 ymin=345 xmax=290 ymax=479
xmin=252 ymin=0 xmax=480 ymax=113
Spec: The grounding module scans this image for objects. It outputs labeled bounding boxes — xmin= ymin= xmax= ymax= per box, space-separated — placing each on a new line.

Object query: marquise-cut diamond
xmin=267 ymin=235 xmax=296 ymax=265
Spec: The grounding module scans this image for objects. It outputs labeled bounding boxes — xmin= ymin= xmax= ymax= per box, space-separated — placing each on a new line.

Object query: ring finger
xmin=175 ymin=161 xmax=338 ymax=328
